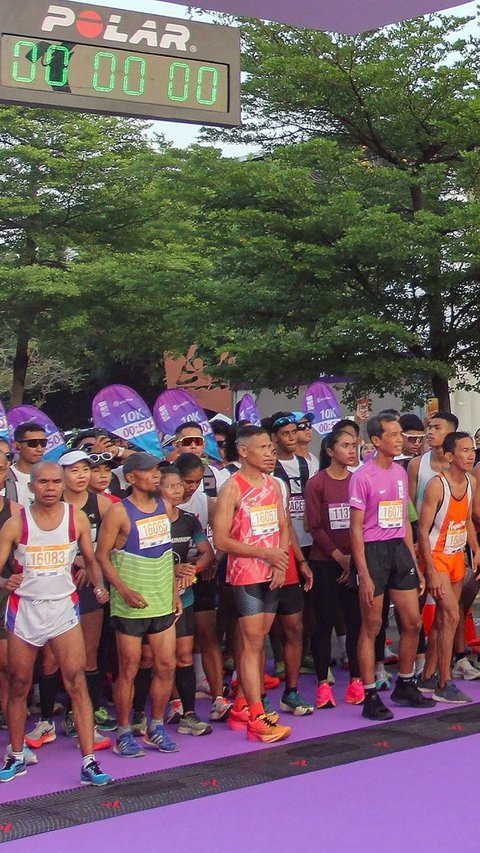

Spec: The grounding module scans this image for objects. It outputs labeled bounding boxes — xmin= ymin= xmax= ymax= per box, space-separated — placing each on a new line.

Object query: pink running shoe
xmin=316 ymin=683 xmax=336 ymax=709
xmin=344 ymin=678 xmax=365 ymax=705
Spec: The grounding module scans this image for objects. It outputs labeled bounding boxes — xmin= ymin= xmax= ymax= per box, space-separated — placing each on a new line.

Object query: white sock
xmin=82 ymin=753 xmax=95 ymax=769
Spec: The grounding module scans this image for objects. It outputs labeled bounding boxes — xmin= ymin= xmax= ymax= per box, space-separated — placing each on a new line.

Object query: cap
xmin=291 ymin=411 xmax=315 ymax=424
xmin=58 ymin=450 xmax=92 ymax=467
xmin=123 ymin=452 xmax=162 ymax=476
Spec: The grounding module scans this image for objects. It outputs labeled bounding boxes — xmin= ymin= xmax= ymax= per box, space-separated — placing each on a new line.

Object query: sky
xmin=96 ymin=0 xmax=478 ymax=154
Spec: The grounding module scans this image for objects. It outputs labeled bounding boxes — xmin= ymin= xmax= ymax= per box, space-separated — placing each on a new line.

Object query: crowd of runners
xmin=0 ymin=404 xmax=479 ymax=787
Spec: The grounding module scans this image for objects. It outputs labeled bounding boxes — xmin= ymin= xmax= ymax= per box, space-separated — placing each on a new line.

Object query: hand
xmin=417 ymin=570 xmax=426 ymax=597
xmin=358 ymin=574 xmax=375 ymax=608
xmin=121 ymin=587 xmax=148 ymax=609
xmin=269 ymin=566 xmax=286 ymax=590
xmin=94 ymin=586 xmax=109 ymax=604
xmin=201 ymin=562 xmax=218 ymax=582
xmin=90 ymin=434 xmax=115 ymax=454
xmin=174 ymin=594 xmax=183 ymax=621
xmin=5 ymin=573 xmax=23 ymax=592
xmin=177 ymin=575 xmax=195 ymax=591
xmin=265 ymin=548 xmax=289 ymax=572
xmin=298 ymin=560 xmax=313 ymax=592
xmin=73 ymin=568 xmax=88 ymax=589
xmin=473 ymin=551 xmax=480 ymax=580
xmin=426 ymin=569 xmax=446 ymax=599
xmin=336 ymin=554 xmax=351 ymax=584
xmin=174 ymin=562 xmax=197 ymax=580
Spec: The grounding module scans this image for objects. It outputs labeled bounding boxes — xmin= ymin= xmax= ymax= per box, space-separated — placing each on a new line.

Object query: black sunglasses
xmin=17 ymin=438 xmax=47 ymax=448
xmin=297 ymin=422 xmax=313 ymax=431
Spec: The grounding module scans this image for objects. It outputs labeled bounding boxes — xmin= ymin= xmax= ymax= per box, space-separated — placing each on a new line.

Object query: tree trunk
xmin=431 ymin=373 xmax=450 ymax=412
xmin=10 ymin=328 xmax=30 ymax=407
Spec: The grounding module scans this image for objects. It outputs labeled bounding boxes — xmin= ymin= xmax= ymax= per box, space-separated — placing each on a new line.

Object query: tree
xmin=192 ymin=12 xmax=480 ymax=409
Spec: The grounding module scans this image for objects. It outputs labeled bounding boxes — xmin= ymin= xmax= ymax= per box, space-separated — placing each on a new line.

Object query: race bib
xmin=328 ymin=503 xmax=350 ymax=530
xmin=249 ymin=504 xmax=279 ymax=537
xmin=288 ymin=496 xmax=305 ymax=518
xmin=136 ymin=514 xmax=170 ymax=550
xmin=24 ymin=544 xmax=72 ymax=575
xmin=378 ymin=500 xmax=403 ymax=529
xmin=444 ymin=521 xmax=467 ymax=555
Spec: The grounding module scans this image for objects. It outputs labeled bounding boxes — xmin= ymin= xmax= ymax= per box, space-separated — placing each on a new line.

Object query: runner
xmin=305 ymin=429 xmax=364 ymax=709
xmin=0 ymin=461 xmax=111 ymax=785
xmin=214 ymin=425 xmax=291 ymax=742
xmin=398 ymin=414 xmax=426 ymax=468
xmin=349 ymin=413 xmax=435 ymax=720
xmin=173 ymin=422 xmax=230 ymax=495
xmin=87 ymin=452 xmax=121 ymax=503
xmin=96 ymin=452 xmax=180 ymax=758
xmin=292 ymin=412 xmax=318 ymax=478
xmin=408 ymin=412 xmax=458 ymax=511
xmin=418 ymin=432 xmax=480 ymax=702
xmin=0 ymin=453 xmax=21 ymax=736
xmin=9 ymin=422 xmax=47 ymax=506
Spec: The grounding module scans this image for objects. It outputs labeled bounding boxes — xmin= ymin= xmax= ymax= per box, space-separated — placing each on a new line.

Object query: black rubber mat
xmin=0 ymin=704 xmax=479 ymax=843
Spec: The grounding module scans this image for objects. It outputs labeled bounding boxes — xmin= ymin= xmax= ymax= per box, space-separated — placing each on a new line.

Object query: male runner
xmin=9 ymin=422 xmax=47 ymax=506
xmin=292 ymin=412 xmax=318 ymax=478
xmin=96 ymin=452 xmax=181 ymax=758
xmin=408 ymin=412 xmax=458 ymax=511
xmin=349 ymin=414 xmax=435 ymax=720
xmin=173 ymin=422 xmax=230 ymax=495
xmin=214 ymin=425 xmax=291 ymax=742
xmin=418 ymin=432 xmax=480 ymax=702
xmin=0 ymin=461 xmax=111 ymax=785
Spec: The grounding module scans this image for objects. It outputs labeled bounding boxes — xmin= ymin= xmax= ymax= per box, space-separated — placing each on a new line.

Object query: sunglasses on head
xmin=272 ymin=416 xmax=296 ymax=429
xmin=89 ymin=452 xmax=114 ymax=463
xmin=178 ymin=436 xmax=204 ymax=447
xmin=401 ymin=433 xmax=425 ymax=443
xmin=17 ymin=438 xmax=47 ymax=448
xmin=297 ymin=422 xmax=312 ymax=431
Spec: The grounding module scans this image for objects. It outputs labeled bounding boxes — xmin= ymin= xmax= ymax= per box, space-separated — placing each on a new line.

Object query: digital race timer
xmin=0 ymin=1 xmax=240 ymax=126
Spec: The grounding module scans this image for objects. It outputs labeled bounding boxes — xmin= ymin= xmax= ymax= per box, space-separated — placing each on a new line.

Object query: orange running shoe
xmin=344 ymin=678 xmax=365 ymax=705
xmin=316 ymin=683 xmax=336 ymax=709
xmin=227 ymin=704 xmax=250 ymax=731
xmin=263 ymin=673 xmax=280 ymax=691
xmin=247 ymin=714 xmax=291 ymax=743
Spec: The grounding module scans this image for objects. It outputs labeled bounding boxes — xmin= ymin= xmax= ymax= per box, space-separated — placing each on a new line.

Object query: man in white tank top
xmin=0 ymin=461 xmax=112 ymax=786
xmin=408 ymin=412 xmax=458 ymax=512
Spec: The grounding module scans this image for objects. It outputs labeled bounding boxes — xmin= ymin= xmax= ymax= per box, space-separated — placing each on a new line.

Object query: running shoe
xmin=25 ymin=719 xmax=56 ymax=749
xmin=274 ymin=661 xmax=286 ymax=681
xmin=417 ymin=674 xmax=439 ymax=694
xmin=227 ymin=704 xmax=249 ymax=731
xmin=316 ymin=683 xmax=336 ymax=709
xmin=131 ymin=711 xmax=148 ymax=736
xmin=362 ymin=692 xmax=394 ymax=721
xmin=279 ymin=689 xmax=314 ymax=716
xmin=246 ymin=714 xmax=291 ymax=743
xmin=177 ymin=714 xmax=213 ymax=736
xmin=344 ymin=679 xmax=365 ymax=705
xmin=113 ymin=730 xmax=145 ymax=757
xmin=432 ymin=681 xmax=472 ymax=704
xmin=300 ymin=656 xmax=316 ymax=674
xmin=339 ymin=652 xmax=350 ymax=671
xmin=4 ymin=744 xmax=38 ymax=766
xmin=209 ymin=696 xmax=232 ymax=721
xmin=262 ymin=694 xmax=279 ymax=723
xmin=195 ymin=679 xmax=212 ymax=699
xmin=468 ymin=655 xmax=480 ymax=672
xmin=384 ymin=652 xmax=399 ymax=665
xmin=0 ymin=755 xmax=26 ymax=783
xmin=62 ymin=711 xmax=77 ymax=738
xmin=375 ymin=670 xmax=392 ymax=691
xmin=144 ymin=724 xmax=179 ymax=753
xmin=391 ymin=680 xmax=435 ymax=708
xmin=80 ymin=759 xmax=113 ymax=786
xmin=94 ymin=707 xmax=118 ymax=731
xmin=451 ymin=657 xmax=480 ymax=681
xmin=263 ymin=673 xmax=281 ymax=690
xmin=93 ymin=728 xmax=112 ymax=751
xmin=166 ymin=699 xmax=184 ymax=725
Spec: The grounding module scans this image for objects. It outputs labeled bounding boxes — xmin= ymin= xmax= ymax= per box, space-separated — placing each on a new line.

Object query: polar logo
xmin=42 ymin=5 xmax=191 ymax=51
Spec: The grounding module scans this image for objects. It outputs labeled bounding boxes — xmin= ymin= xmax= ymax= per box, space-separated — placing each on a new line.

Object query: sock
xmin=82 ymin=753 xmax=95 ymax=769
xmin=233 ymin=694 xmax=248 ymax=712
xmin=39 ymin=670 xmax=60 ymax=720
xmin=85 ymin=669 xmax=101 ymax=714
xmin=133 ymin=667 xmax=152 ymax=714
xmin=364 ymin=684 xmax=376 ymax=699
xmin=194 ymin=653 xmax=206 ymax=685
xmin=12 ymin=751 xmax=24 ymax=761
xmin=175 ymin=665 xmax=195 ymax=715
xmin=249 ymin=701 xmax=264 ymax=720
xmin=149 ymin=717 xmax=163 ymax=732
xmin=117 ymin=725 xmax=131 ymax=737
xmin=398 ymin=672 xmax=414 ymax=683
xmin=375 ymin=664 xmax=387 ymax=679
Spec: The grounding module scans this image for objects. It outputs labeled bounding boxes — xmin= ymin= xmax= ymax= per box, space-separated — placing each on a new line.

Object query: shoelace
xmin=256 ymin=714 xmax=277 ymax=728
xmin=85 ymin=760 xmax=101 ymax=774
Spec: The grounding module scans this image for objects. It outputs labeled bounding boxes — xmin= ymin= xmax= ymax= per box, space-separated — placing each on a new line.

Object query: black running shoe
xmin=391 ymin=680 xmax=435 ymax=708
xmin=362 ymin=692 xmax=394 ymax=721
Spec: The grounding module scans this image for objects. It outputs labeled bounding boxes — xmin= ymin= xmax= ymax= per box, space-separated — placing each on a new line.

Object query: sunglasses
xmin=4 ymin=453 xmax=14 ymax=463
xmin=401 ymin=433 xmax=425 ymax=443
xmin=297 ymin=422 xmax=312 ymax=431
xmin=89 ymin=452 xmax=114 ymax=463
xmin=178 ymin=436 xmax=204 ymax=447
xmin=17 ymin=438 xmax=47 ymax=448
xmin=216 ymin=440 xmax=226 ymax=449
xmin=272 ymin=416 xmax=296 ymax=429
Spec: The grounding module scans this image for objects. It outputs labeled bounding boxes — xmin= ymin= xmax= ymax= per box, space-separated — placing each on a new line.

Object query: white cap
xmin=58 ymin=450 xmax=92 ymax=467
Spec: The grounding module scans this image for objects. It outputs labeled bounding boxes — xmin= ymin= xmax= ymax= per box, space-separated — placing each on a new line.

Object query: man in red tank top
xmin=214 ymin=426 xmax=292 ymax=743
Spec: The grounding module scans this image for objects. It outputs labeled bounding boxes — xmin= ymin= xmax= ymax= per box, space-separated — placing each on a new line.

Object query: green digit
xmin=168 ymin=62 xmax=190 ymax=102
xmin=123 ymin=56 xmax=146 ymax=96
xmin=196 ymin=66 xmax=219 ymax=106
xmin=45 ymin=44 xmax=70 ymax=87
xmin=93 ymin=52 xmax=117 ymax=93
xmin=12 ymin=40 xmax=38 ymax=83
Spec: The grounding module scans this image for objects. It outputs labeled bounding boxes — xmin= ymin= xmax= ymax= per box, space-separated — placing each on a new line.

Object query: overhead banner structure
xmin=158 ymin=0 xmax=469 ymax=34
xmin=153 ymin=388 xmax=222 ymax=462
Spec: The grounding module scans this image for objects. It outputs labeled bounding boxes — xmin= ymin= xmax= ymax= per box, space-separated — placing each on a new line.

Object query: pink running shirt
xmin=349 ymin=458 xmax=408 ymax=542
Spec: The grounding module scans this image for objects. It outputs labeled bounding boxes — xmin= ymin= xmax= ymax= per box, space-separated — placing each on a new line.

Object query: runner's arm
xmin=0 ymin=514 xmax=22 ymax=590
xmin=407 ymin=456 xmax=420 ymax=506
xmin=75 ymin=508 xmax=108 ymax=602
